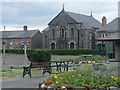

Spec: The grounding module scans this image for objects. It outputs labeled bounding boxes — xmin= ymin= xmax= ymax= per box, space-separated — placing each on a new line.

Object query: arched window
xmin=60 ymin=26 xmax=66 ymax=39
xmin=65 ymin=32 xmax=67 ymax=39
xmin=71 ymin=28 xmax=74 ymax=39
xmin=61 ymin=29 xmax=64 ymax=38
xmin=89 ymin=32 xmax=91 ymax=40
xmin=45 ymin=35 xmax=47 ymax=48
xmin=52 ymin=29 xmax=55 ymax=39
xmin=60 ymin=32 xmax=61 ymax=38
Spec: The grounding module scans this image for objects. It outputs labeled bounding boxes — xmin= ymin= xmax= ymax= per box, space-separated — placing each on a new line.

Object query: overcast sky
xmin=0 ymin=0 xmax=120 ymax=32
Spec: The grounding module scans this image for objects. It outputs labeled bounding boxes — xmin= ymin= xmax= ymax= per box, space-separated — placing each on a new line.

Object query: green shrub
xmin=49 ymin=49 xmax=93 ymax=55
xmin=1 ymin=49 xmax=35 ymax=54
xmin=5 ymin=49 xmax=24 ymax=54
xmin=2 ymin=48 xmax=101 ymax=55
xmin=27 ymin=50 xmax=51 ymax=62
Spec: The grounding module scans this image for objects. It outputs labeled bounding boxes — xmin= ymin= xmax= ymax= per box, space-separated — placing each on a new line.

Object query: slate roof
xmin=42 ymin=27 xmax=49 ymax=32
xmin=97 ymin=32 xmax=120 ymax=41
xmin=48 ymin=9 xmax=101 ymax=29
xmin=65 ymin=11 xmax=101 ymax=28
xmin=0 ymin=30 xmax=39 ymax=39
xmin=98 ymin=18 xmax=120 ymax=32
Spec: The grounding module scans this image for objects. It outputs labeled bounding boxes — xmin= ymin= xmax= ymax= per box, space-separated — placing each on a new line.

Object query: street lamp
xmin=3 ymin=26 xmax=6 ymax=65
xmin=22 ymin=42 xmax=27 ymax=66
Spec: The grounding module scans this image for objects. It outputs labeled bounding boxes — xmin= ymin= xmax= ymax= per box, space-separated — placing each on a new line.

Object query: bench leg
xmin=23 ymin=71 xmax=25 ymax=78
xmin=43 ymin=67 xmax=51 ymax=75
xmin=23 ymin=67 xmax=31 ymax=78
xmin=28 ymin=71 xmax=31 ymax=78
xmin=23 ymin=69 xmax=26 ymax=78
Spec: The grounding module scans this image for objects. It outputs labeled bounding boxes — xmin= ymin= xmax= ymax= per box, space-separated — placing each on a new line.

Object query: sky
xmin=0 ymin=0 xmax=120 ymax=32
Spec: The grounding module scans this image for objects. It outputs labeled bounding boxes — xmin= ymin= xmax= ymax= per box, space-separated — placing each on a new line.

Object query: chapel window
xmin=52 ymin=29 xmax=55 ymax=39
xmin=71 ymin=28 xmax=74 ymax=39
xmin=60 ymin=26 xmax=66 ymax=38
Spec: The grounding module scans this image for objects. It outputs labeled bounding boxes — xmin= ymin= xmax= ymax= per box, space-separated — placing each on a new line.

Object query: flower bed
xmin=41 ymin=63 xmax=120 ymax=89
xmin=80 ymin=55 xmax=108 ymax=63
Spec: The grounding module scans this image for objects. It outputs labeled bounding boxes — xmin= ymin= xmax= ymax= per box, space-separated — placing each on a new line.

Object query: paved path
xmin=2 ymin=54 xmax=30 ymax=66
xmin=2 ymin=74 xmax=49 ymax=88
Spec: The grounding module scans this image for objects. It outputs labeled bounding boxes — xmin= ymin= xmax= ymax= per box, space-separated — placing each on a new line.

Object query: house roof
xmin=97 ymin=32 xmax=120 ymax=41
xmin=0 ymin=30 xmax=40 ymax=39
xmin=42 ymin=27 xmax=49 ymax=32
xmin=98 ymin=18 xmax=120 ymax=32
xmin=48 ymin=9 xmax=101 ymax=29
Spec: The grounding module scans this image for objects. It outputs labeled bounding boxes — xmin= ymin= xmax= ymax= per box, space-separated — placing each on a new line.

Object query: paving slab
xmin=2 ymin=74 xmax=49 ymax=88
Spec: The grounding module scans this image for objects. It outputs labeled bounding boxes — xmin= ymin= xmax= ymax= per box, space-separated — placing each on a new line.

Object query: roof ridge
xmin=65 ymin=10 xmax=100 ymax=23
xmin=2 ymin=30 xmax=38 ymax=32
xmin=65 ymin=11 xmax=92 ymax=18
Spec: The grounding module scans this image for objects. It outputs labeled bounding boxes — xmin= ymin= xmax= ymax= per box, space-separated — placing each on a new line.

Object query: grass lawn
xmin=0 ymin=65 xmax=62 ymax=79
xmin=1 ymin=66 xmax=43 ymax=79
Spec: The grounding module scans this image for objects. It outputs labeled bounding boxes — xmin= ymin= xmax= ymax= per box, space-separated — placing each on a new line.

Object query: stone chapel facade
xmin=42 ymin=7 xmax=101 ymax=49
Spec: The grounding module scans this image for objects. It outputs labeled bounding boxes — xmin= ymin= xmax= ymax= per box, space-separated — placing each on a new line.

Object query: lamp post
xmin=23 ymin=42 xmax=27 ymax=66
xmin=25 ymin=44 xmax=27 ymax=66
xmin=3 ymin=26 xmax=6 ymax=65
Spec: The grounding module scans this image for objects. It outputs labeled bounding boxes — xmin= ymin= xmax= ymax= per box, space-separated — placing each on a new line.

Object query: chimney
xmin=102 ymin=16 xmax=107 ymax=27
xmin=23 ymin=25 xmax=28 ymax=31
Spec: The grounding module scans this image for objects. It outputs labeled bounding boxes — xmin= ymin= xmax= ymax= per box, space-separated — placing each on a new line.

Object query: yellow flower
xmin=72 ymin=69 xmax=75 ymax=72
xmin=68 ymin=70 xmax=71 ymax=72
xmin=68 ymin=69 xmax=75 ymax=72
xmin=111 ymin=76 xmax=114 ymax=79
xmin=56 ymin=81 xmax=59 ymax=84
xmin=54 ymin=75 xmax=58 ymax=78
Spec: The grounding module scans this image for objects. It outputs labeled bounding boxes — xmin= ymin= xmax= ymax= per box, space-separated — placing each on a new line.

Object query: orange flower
xmin=82 ymin=83 xmax=89 ymax=87
xmin=44 ymin=78 xmax=53 ymax=84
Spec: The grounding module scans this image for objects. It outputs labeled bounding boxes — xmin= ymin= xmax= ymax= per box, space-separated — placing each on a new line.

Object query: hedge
xmin=49 ymin=49 xmax=94 ymax=55
xmin=1 ymin=49 xmax=101 ymax=55
xmin=1 ymin=49 xmax=35 ymax=54
xmin=27 ymin=50 xmax=51 ymax=62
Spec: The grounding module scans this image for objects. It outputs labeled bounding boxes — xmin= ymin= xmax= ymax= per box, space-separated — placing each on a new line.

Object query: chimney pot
xmin=23 ymin=25 xmax=28 ymax=31
xmin=102 ymin=16 xmax=107 ymax=27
